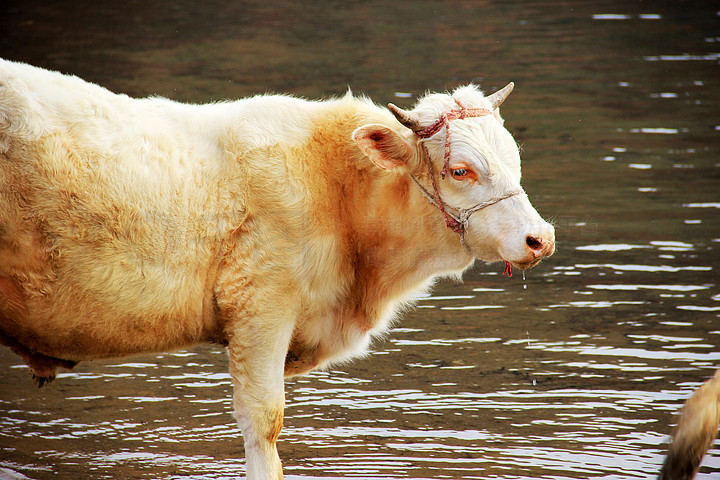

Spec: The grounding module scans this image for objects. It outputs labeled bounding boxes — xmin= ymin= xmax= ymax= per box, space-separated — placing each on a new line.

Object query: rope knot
xmin=453 ymin=97 xmax=468 ymax=119
xmin=446 ymin=217 xmax=464 ymax=234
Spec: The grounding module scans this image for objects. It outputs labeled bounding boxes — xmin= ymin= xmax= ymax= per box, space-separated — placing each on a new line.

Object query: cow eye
xmin=451 ymin=168 xmax=468 ymax=178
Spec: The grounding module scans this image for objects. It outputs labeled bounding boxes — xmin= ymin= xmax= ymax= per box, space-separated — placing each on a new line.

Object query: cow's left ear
xmin=492 ymin=108 xmax=505 ymax=125
xmin=352 ymin=124 xmax=414 ymax=171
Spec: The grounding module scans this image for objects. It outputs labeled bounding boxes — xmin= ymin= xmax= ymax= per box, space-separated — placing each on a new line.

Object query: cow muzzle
xmin=509 ymin=222 xmax=556 ymax=270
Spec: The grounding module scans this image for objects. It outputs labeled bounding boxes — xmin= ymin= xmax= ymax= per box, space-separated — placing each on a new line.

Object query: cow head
xmin=353 ymin=83 xmax=555 ymax=271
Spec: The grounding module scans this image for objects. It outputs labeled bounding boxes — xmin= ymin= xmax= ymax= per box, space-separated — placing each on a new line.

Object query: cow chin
xmin=511 ymin=257 xmax=543 ymax=271
xmin=474 ymin=253 xmax=542 ymax=272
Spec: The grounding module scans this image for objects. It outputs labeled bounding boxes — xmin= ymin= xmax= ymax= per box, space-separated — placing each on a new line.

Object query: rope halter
xmin=389 ymin=90 xmax=525 ymax=254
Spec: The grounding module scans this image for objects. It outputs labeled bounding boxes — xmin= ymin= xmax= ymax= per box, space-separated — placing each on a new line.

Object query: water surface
xmin=1 ymin=1 xmax=718 ymax=479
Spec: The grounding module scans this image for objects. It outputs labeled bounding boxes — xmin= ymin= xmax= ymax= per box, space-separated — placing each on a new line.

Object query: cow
xmin=0 ymin=58 xmax=555 ymax=479
xmin=659 ymin=369 xmax=720 ymax=480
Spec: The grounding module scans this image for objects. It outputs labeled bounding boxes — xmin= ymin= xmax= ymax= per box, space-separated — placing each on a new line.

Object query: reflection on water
xmin=1 ymin=0 xmax=718 ymax=479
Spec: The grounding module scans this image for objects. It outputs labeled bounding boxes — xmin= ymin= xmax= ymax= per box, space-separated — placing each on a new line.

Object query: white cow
xmin=0 ymin=59 xmax=554 ymax=478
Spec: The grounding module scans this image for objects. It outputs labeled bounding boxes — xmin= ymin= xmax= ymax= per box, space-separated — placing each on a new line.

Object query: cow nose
xmin=526 ymin=234 xmax=555 ymax=258
xmin=526 ymin=235 xmax=542 ymax=251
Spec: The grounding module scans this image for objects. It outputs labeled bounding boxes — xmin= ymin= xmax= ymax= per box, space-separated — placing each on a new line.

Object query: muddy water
xmin=1 ymin=1 xmax=718 ymax=479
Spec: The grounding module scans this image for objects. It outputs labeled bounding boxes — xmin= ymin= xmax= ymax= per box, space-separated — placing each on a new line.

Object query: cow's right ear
xmin=352 ymin=124 xmax=414 ymax=171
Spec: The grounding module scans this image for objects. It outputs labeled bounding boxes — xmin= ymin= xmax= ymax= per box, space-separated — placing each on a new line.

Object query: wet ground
xmin=1 ymin=1 xmax=718 ymax=478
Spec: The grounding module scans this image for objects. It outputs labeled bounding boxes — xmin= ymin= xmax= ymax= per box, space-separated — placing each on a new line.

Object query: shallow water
xmin=1 ymin=1 xmax=719 ymax=479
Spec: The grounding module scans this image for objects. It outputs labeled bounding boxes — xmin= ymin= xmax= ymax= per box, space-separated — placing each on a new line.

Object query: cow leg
xmin=227 ymin=318 xmax=294 ymax=480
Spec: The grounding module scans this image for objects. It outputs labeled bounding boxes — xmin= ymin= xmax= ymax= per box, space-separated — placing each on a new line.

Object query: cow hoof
xmin=32 ymin=373 xmax=55 ymax=388
xmin=6 ymin=342 xmax=78 ymax=387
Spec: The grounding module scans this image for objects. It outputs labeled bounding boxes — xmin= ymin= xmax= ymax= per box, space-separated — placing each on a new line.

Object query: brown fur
xmin=660 ymin=370 xmax=720 ymax=480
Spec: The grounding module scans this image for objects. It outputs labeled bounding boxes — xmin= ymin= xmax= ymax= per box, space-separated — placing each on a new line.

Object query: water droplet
xmin=522 ymin=271 xmax=527 ymax=289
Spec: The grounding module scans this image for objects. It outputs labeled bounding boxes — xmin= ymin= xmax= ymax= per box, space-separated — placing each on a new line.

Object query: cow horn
xmin=486 ymin=82 xmax=515 ymax=109
xmin=388 ymin=103 xmax=422 ymax=132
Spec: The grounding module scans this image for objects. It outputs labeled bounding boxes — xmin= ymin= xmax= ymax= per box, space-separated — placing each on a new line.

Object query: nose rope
xmin=408 ymin=97 xmax=524 ymax=254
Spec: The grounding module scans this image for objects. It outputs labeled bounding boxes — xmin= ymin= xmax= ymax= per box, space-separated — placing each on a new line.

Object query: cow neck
xmin=408 ymin=97 xmax=524 ymax=254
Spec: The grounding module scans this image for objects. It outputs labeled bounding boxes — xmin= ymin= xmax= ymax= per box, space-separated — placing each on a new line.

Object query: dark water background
xmin=1 ymin=1 xmax=718 ymax=479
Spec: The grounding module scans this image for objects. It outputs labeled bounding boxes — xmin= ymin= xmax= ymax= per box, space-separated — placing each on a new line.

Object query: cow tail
xmin=659 ymin=369 xmax=720 ymax=480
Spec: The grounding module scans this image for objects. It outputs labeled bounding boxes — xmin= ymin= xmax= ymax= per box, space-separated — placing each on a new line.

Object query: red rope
xmin=503 ymin=261 xmax=513 ymax=277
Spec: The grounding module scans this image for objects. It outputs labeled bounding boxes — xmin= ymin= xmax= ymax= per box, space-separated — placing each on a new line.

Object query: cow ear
xmin=352 ymin=124 xmax=414 ymax=171
xmin=492 ymin=108 xmax=505 ymax=125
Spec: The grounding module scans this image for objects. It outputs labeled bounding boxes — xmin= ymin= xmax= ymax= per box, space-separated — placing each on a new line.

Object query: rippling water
xmin=1 ymin=1 xmax=718 ymax=479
